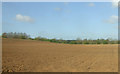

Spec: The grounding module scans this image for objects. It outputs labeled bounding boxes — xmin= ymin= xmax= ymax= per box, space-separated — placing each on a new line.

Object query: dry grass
xmin=2 ymin=38 xmax=118 ymax=72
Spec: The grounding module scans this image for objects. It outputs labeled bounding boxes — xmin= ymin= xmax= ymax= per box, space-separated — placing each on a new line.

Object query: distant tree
xmin=84 ymin=41 xmax=89 ymax=44
xmin=35 ymin=36 xmax=41 ymax=40
xmin=29 ymin=38 xmax=34 ymax=40
xmin=83 ymin=39 xmax=89 ymax=44
xmin=69 ymin=41 xmax=77 ymax=44
xmin=103 ymin=40 xmax=108 ymax=44
xmin=96 ymin=39 xmax=101 ymax=44
xmin=76 ymin=38 xmax=82 ymax=44
xmin=2 ymin=32 xmax=119 ymax=44
xmin=50 ymin=38 xmax=57 ymax=42
xmin=2 ymin=33 xmax=7 ymax=38
xmin=58 ymin=38 xmax=63 ymax=43
xmin=2 ymin=32 xmax=30 ymax=39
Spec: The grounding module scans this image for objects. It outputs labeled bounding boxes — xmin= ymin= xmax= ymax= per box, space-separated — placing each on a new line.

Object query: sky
xmin=2 ymin=2 xmax=118 ymax=40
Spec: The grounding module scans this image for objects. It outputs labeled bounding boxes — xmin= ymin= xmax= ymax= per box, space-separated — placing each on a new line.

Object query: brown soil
xmin=2 ymin=38 xmax=118 ymax=72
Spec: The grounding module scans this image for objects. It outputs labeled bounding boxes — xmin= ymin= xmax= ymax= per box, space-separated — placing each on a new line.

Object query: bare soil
xmin=2 ymin=38 xmax=118 ymax=72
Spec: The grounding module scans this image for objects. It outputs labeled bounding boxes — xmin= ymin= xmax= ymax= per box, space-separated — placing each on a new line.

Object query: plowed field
xmin=2 ymin=38 xmax=118 ymax=72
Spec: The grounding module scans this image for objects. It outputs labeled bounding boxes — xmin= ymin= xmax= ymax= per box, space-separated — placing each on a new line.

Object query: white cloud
xmin=111 ymin=0 xmax=119 ymax=8
xmin=104 ymin=15 xmax=118 ymax=24
xmin=16 ymin=14 xmax=34 ymax=23
xmin=112 ymin=2 xmax=118 ymax=7
xmin=88 ymin=3 xmax=95 ymax=7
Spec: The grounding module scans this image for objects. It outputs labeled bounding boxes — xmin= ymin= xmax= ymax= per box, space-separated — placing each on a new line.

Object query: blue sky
xmin=2 ymin=2 xmax=118 ymax=40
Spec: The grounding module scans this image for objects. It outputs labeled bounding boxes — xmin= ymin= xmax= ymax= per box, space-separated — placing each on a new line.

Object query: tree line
xmin=2 ymin=32 xmax=119 ymax=44
xmin=2 ymin=32 xmax=30 ymax=39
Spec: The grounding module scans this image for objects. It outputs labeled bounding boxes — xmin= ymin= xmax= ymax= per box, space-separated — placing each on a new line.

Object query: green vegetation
xmin=2 ymin=32 xmax=30 ymax=39
xmin=2 ymin=32 xmax=118 ymax=44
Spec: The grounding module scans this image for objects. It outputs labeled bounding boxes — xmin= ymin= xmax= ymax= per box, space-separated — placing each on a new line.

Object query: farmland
xmin=2 ymin=38 xmax=118 ymax=72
